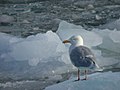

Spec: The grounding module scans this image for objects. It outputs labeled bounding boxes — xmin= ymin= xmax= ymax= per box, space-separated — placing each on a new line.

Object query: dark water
xmin=0 ymin=0 xmax=120 ymax=37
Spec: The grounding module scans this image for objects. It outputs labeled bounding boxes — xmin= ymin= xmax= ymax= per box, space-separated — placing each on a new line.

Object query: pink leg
xmin=78 ymin=69 xmax=80 ymax=80
xmin=84 ymin=70 xmax=87 ymax=80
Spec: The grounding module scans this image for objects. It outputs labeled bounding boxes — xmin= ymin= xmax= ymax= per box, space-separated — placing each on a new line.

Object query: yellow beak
xmin=62 ymin=40 xmax=70 ymax=43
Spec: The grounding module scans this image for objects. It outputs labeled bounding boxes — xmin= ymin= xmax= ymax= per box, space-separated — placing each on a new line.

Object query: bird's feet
xmin=81 ymin=78 xmax=87 ymax=81
xmin=74 ymin=78 xmax=87 ymax=82
xmin=74 ymin=78 xmax=80 ymax=82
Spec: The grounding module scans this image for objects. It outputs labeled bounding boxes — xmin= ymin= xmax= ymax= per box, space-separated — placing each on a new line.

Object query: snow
xmin=45 ymin=72 xmax=120 ymax=90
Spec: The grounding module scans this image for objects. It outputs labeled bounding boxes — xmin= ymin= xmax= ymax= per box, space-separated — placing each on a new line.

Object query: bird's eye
xmin=72 ymin=39 xmax=76 ymax=41
xmin=73 ymin=38 xmax=78 ymax=41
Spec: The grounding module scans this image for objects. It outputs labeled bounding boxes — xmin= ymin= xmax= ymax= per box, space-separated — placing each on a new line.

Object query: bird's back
xmin=70 ymin=46 xmax=96 ymax=69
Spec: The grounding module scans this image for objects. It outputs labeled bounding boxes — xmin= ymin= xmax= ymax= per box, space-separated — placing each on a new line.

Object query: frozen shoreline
xmin=45 ymin=71 xmax=120 ymax=90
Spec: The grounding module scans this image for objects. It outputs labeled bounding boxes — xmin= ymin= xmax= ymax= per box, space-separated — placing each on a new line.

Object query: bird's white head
xmin=63 ymin=35 xmax=83 ymax=46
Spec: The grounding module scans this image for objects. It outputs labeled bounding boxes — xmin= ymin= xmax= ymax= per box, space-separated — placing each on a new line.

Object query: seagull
xmin=63 ymin=35 xmax=102 ymax=80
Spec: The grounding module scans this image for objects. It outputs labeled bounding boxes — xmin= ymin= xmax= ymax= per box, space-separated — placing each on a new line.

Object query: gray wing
xmin=70 ymin=46 xmax=96 ymax=68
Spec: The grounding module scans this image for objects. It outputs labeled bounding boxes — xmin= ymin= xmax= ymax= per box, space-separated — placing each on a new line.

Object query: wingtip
xmin=94 ymin=67 xmax=104 ymax=72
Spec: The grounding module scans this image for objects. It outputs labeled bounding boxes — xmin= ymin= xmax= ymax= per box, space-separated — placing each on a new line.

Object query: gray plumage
xmin=63 ymin=35 xmax=102 ymax=80
xmin=70 ymin=46 xmax=96 ymax=69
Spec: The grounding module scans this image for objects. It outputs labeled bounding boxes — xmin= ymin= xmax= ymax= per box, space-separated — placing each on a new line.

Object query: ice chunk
xmin=94 ymin=29 xmax=120 ymax=54
xmin=8 ymin=31 xmax=68 ymax=66
xmin=109 ymin=30 xmax=120 ymax=43
xmin=28 ymin=58 xmax=40 ymax=66
xmin=48 ymin=75 xmax=62 ymax=81
xmin=0 ymin=32 xmax=22 ymax=56
xmin=100 ymin=18 xmax=120 ymax=30
xmin=0 ymin=33 xmax=11 ymax=54
xmin=57 ymin=21 xmax=120 ymax=69
xmin=0 ymin=31 xmax=72 ymax=77
xmin=45 ymin=72 xmax=120 ymax=90
xmin=93 ymin=29 xmax=120 ymax=68
xmin=56 ymin=21 xmax=102 ymax=47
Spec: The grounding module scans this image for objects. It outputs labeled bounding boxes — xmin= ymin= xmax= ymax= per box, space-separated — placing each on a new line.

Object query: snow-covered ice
xmin=45 ymin=72 xmax=120 ymax=90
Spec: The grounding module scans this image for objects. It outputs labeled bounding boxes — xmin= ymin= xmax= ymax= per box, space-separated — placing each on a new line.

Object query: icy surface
xmin=0 ymin=30 xmax=72 ymax=79
xmin=0 ymin=80 xmax=36 ymax=88
xmin=94 ymin=29 xmax=120 ymax=53
xmin=0 ymin=20 xmax=120 ymax=80
xmin=45 ymin=72 xmax=120 ymax=90
xmin=57 ymin=21 xmax=120 ymax=68
xmin=0 ymin=31 xmax=68 ymax=66
xmin=0 ymin=33 xmax=11 ymax=54
xmin=100 ymin=19 xmax=120 ymax=30
xmin=9 ymin=31 xmax=66 ymax=64
xmin=0 ymin=79 xmax=58 ymax=90
xmin=56 ymin=21 xmax=102 ymax=47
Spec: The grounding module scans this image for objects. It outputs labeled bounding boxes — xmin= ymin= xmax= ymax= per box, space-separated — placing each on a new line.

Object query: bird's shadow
xmin=73 ymin=78 xmax=87 ymax=82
